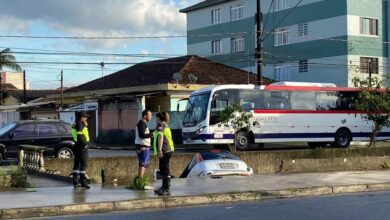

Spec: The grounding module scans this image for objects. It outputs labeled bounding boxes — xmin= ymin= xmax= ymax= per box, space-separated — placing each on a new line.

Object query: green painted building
xmin=180 ymin=0 xmax=390 ymax=86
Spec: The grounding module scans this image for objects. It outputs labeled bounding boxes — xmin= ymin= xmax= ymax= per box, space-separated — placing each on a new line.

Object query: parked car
xmin=0 ymin=119 xmax=75 ymax=160
xmin=179 ymin=150 xmax=253 ymax=179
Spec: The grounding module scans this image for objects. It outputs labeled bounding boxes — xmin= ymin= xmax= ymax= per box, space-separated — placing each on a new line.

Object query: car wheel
xmin=0 ymin=152 xmax=3 ymax=161
xmin=334 ymin=128 xmax=352 ymax=148
xmin=235 ymin=131 xmax=251 ymax=151
xmin=57 ymin=147 xmax=74 ymax=159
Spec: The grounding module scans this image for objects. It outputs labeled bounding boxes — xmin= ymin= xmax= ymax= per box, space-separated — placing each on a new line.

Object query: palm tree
xmin=0 ymin=48 xmax=22 ymax=72
xmin=0 ymin=48 xmax=22 ymax=105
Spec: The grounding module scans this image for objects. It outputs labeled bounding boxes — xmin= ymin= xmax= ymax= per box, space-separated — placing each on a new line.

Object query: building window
xmin=274 ymin=28 xmax=289 ymax=46
xmin=360 ymin=57 xmax=378 ymax=74
xmin=299 ymin=60 xmax=308 ymax=73
xmin=275 ymin=65 xmax=291 ymax=81
xmin=211 ymin=8 xmax=222 ymax=24
xmin=230 ymin=5 xmax=244 ymax=21
xmin=274 ymin=0 xmax=289 ymax=11
xmin=360 ymin=17 xmax=378 ymax=35
xmin=212 ymin=40 xmax=222 ymax=54
xmin=298 ymin=23 xmax=308 ymax=36
xmin=231 ymin=38 xmax=245 ymax=53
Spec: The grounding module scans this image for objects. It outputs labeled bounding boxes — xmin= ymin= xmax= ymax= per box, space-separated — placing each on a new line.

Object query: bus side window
xmin=316 ymin=92 xmax=337 ymax=110
xmin=335 ymin=92 xmax=358 ymax=110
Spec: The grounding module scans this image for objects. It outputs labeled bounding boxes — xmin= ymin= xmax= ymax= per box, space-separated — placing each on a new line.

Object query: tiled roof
xmin=0 ymin=83 xmax=18 ymax=91
xmin=9 ymin=90 xmax=60 ymax=103
xmin=180 ymin=0 xmax=231 ymax=13
xmin=65 ymin=55 xmax=274 ymax=93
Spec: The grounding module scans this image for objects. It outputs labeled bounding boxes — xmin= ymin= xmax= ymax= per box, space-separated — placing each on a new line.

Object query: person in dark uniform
xmin=71 ymin=111 xmax=90 ymax=189
xmin=153 ymin=112 xmax=174 ymax=196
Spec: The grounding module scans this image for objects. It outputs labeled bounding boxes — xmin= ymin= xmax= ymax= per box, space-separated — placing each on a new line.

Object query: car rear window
xmin=57 ymin=123 xmax=71 ymax=135
xmin=201 ymin=152 xmax=240 ymax=160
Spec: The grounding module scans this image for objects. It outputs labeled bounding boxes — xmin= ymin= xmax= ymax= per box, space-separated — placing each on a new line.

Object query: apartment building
xmin=180 ymin=0 xmax=390 ymax=86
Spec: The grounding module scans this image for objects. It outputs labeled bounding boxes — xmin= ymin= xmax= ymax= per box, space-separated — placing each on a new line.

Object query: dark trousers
xmin=73 ymin=147 xmax=89 ymax=172
xmin=159 ymin=152 xmax=172 ymax=177
xmin=72 ymin=147 xmax=89 ymax=186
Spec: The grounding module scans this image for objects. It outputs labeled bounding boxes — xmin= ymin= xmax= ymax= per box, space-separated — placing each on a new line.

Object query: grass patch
xmin=383 ymin=161 xmax=390 ymax=169
xmin=127 ymin=175 xmax=152 ymax=190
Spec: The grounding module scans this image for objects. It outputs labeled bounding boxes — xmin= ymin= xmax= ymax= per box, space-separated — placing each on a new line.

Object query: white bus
xmin=182 ymin=83 xmax=390 ymax=150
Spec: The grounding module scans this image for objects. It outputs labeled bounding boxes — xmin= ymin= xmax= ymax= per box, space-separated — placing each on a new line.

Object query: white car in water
xmin=180 ymin=150 xmax=253 ymax=179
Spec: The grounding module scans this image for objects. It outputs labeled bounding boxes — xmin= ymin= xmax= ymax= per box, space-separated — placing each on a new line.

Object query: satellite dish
xmin=172 ymin=72 xmax=183 ymax=82
xmin=188 ymin=74 xmax=198 ymax=84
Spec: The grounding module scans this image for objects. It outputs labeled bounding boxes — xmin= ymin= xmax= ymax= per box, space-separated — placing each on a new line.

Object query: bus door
xmin=210 ymin=90 xmax=233 ymax=141
xmin=209 ymin=89 xmax=258 ymax=141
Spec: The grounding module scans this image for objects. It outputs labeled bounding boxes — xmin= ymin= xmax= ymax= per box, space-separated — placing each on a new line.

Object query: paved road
xmin=38 ymin=191 xmax=390 ymax=220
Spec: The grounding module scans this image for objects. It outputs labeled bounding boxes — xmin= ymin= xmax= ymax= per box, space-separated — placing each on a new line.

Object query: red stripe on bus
xmin=263 ymin=85 xmax=361 ymax=92
xmin=253 ymin=110 xmax=365 ymax=114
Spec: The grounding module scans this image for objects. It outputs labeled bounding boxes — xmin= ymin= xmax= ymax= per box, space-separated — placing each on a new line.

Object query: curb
xmin=1 ymin=182 xmax=390 ymax=219
xmin=89 ymin=146 xmax=135 ymax=150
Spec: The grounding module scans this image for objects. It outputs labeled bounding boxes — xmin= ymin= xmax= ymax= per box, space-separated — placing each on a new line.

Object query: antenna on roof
xmin=172 ymin=72 xmax=183 ymax=83
xmin=172 ymin=72 xmax=183 ymax=88
xmin=188 ymin=74 xmax=198 ymax=84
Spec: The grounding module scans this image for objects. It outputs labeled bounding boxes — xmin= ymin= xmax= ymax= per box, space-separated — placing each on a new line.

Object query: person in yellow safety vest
xmin=153 ymin=112 xmax=174 ymax=196
xmin=71 ymin=111 xmax=90 ymax=189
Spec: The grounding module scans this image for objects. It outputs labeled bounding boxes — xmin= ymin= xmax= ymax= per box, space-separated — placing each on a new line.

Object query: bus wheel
xmin=334 ymin=129 xmax=352 ymax=148
xmin=235 ymin=131 xmax=251 ymax=151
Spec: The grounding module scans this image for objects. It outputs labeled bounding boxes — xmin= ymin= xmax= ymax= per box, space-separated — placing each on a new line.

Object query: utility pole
xmin=60 ymin=70 xmax=64 ymax=110
xmin=256 ymin=0 xmax=263 ymax=85
xmin=23 ymin=70 xmax=27 ymax=103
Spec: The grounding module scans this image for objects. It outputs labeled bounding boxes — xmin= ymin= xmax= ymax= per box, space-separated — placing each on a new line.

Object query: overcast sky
xmin=0 ymin=0 xmax=201 ymax=89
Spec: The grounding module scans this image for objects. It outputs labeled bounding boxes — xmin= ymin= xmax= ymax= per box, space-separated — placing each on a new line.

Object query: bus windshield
xmin=183 ymin=92 xmax=210 ymax=127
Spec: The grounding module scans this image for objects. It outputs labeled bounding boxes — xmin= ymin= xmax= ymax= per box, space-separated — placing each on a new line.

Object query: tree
xmin=220 ymin=103 xmax=257 ymax=151
xmin=0 ymin=48 xmax=22 ymax=105
xmin=352 ymin=76 xmax=390 ymax=146
xmin=0 ymin=48 xmax=22 ymax=72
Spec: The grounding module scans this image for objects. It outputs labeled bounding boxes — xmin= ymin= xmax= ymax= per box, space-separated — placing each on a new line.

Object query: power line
xmin=262 ymin=0 xmax=275 ymax=37
xmin=0 ymin=32 xmax=250 ymax=40
xmin=263 ymin=0 xmax=305 ymax=41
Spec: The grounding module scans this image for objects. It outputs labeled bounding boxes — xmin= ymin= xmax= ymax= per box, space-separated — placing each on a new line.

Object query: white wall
xmin=187 ymin=0 xmax=250 ymax=30
xmin=186 ymin=0 xmax=326 ymax=31
xmin=347 ymin=15 xmax=382 ymax=36
xmin=263 ymin=55 xmax=350 ymax=86
xmin=188 ymin=37 xmax=233 ymax=56
xmin=275 ymin=15 xmax=347 ymax=46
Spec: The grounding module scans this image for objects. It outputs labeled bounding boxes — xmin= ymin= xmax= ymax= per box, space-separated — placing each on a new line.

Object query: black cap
xmin=76 ymin=111 xmax=89 ymax=118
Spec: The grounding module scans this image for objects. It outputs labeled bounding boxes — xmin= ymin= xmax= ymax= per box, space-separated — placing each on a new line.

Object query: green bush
xmin=127 ymin=175 xmax=152 ymax=190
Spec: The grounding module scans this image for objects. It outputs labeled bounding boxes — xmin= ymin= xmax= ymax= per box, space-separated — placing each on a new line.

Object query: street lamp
xmin=100 ymin=61 xmax=105 ymax=77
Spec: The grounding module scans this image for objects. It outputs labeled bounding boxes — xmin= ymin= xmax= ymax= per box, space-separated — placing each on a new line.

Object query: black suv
xmin=0 ymin=120 xmax=75 ymax=160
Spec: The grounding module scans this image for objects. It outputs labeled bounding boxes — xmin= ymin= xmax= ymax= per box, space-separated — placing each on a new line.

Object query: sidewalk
xmin=1 ymin=170 xmax=390 ymax=219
